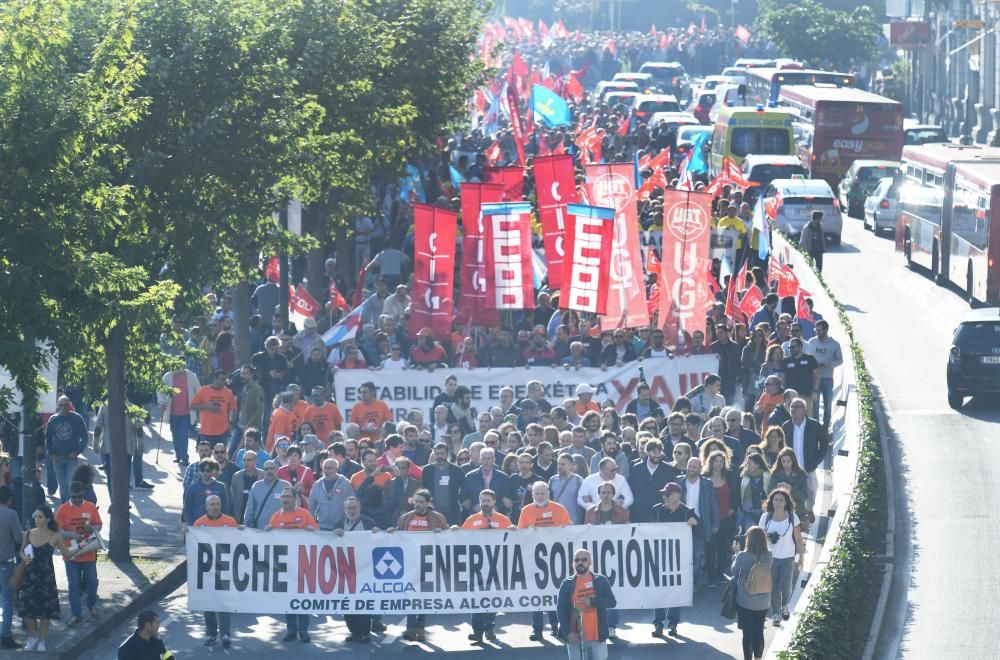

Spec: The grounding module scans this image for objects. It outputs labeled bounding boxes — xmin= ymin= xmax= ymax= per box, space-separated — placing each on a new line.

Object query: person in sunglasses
xmin=55 ymin=482 xmax=103 ymax=628
xmin=556 ymin=549 xmax=617 ymax=660
xmin=181 ymin=459 xmax=231 ymax=525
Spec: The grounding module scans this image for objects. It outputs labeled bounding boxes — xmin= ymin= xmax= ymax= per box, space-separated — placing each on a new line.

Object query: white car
xmin=632 ymin=93 xmax=681 ymax=121
xmin=595 ymin=80 xmax=639 ymax=101
xmin=761 ymin=178 xmax=844 ymax=245
xmin=649 ymin=111 xmax=699 ymax=132
xmin=604 ymin=91 xmax=640 ymax=109
xmin=863 ymin=176 xmax=900 ymax=234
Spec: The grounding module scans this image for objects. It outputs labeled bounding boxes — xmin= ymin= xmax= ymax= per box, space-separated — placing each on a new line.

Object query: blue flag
xmin=688 ymin=131 xmax=709 ymax=174
xmin=399 ymin=164 xmax=426 ymax=204
xmin=531 ymin=84 xmax=571 ymax=127
xmin=449 ymin=164 xmax=465 ymax=189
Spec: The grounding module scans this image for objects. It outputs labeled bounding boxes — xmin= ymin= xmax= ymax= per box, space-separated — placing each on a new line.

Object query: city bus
xmin=777 ymin=85 xmax=903 ymax=188
xmin=709 ymin=105 xmax=797 ymax=174
xmin=895 ymin=143 xmax=1000 ymax=304
xmin=746 ymin=67 xmax=855 ymax=105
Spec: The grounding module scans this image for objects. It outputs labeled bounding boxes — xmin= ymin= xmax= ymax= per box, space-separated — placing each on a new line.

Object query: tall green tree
xmin=755 ymin=0 xmax=882 ymax=70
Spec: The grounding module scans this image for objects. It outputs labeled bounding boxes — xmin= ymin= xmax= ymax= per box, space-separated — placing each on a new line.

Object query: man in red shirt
xmin=276 ymin=446 xmax=315 ymax=506
xmin=409 ymin=328 xmax=447 ymax=370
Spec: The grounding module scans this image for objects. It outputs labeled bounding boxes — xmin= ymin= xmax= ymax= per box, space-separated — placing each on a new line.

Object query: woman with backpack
xmin=731 ymin=526 xmax=772 ymax=660
xmin=760 ymin=487 xmax=804 ymax=626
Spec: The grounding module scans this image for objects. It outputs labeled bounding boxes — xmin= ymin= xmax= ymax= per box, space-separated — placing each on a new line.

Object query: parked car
xmin=596 ymin=80 xmax=639 ymax=101
xmin=604 ymin=91 xmax=640 ymax=110
xmin=761 ymin=178 xmax=843 ymax=245
xmin=903 ymin=121 xmax=949 ymax=146
xmin=838 ymin=160 xmax=901 ymax=218
xmin=947 ymin=308 xmax=1000 ymax=409
xmin=638 ymin=61 xmax=690 ymax=100
xmin=862 ymin=176 xmax=902 ymax=234
xmin=612 ymin=71 xmax=657 ymax=93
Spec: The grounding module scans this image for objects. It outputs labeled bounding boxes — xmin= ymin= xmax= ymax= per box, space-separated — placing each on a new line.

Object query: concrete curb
xmin=56 ymin=560 xmax=187 ymax=660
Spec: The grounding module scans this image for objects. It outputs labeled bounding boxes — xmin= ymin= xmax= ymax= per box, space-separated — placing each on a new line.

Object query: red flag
xmin=700 ymin=15 xmax=707 ymax=33
xmin=735 ymin=258 xmax=749 ymax=291
xmin=660 ymin=33 xmax=670 ymax=50
xmin=724 ymin=272 xmax=740 ymax=321
xmin=647 ymin=147 xmax=671 ymax=171
xmin=565 ymin=74 xmax=584 ymax=103
xmin=707 ymin=261 xmax=720 ymax=296
xmin=739 ymin=286 xmax=763 ymax=322
xmin=650 ymin=24 xmax=657 ymax=36
xmin=264 ymin=256 xmax=280 ymax=283
xmin=735 ymin=25 xmax=752 ymax=46
xmin=482 ymin=201 xmax=535 ymax=309
xmin=289 ymin=284 xmax=321 ymax=320
xmin=645 ymin=245 xmax=661 ymax=275
xmin=484 ymin=141 xmax=502 ymax=166
xmin=457 ymin=183 xmax=504 ymax=326
xmin=647 ymin=282 xmax=661 ymax=319
xmin=533 ymin=155 xmax=578 ymax=289
xmin=796 ymin=291 xmax=814 ymax=323
xmin=510 ymin=50 xmax=529 ymax=82
xmin=638 ymin=167 xmax=667 ymax=200
xmin=411 ymin=204 xmax=458 ymax=339
xmin=352 ymin=265 xmax=366 ymax=308
xmin=586 ymin=163 xmax=649 ymax=329
xmin=605 ymin=38 xmax=618 ymax=57
xmin=777 ymin=264 xmax=800 ymax=298
xmin=561 ymin=203 xmax=615 ymax=314
xmin=505 ymin=83 xmax=527 ymax=166
xmin=552 ymin=19 xmax=568 ymax=38
xmin=483 ymin=166 xmax=524 ymax=201
xmin=658 ymin=189 xmax=716 ymax=335
xmin=768 ymin=254 xmax=783 ymax=284
xmin=538 ymin=19 xmax=549 ymax=43
xmin=765 ymin=190 xmax=783 ymax=221
xmin=616 ymin=113 xmax=631 ymax=137
xmin=329 ymin=280 xmax=348 ymax=312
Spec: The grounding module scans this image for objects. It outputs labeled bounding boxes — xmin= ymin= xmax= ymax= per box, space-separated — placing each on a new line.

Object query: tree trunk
xmin=20 ymin=380 xmax=37 ymax=524
xmin=233 ymin=281 xmax=252 ymax=366
xmin=306 ymin=204 xmax=327 ymax=308
xmin=106 ymin=323 xmax=131 ymax=561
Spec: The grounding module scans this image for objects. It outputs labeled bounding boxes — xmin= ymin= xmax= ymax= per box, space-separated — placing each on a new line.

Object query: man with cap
xmin=650 ymin=482 xmax=699 ymax=637
xmin=574 ymin=384 xmax=600 ymax=417
xmin=515 ymin=399 xmax=540 ymax=431
xmin=410 ymin=328 xmax=447 ymax=370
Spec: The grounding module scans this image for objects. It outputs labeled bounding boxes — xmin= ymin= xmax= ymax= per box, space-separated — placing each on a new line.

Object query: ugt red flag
xmin=738 ymin=286 xmax=763 ymax=323
xmin=484 ymin=166 xmax=524 ymax=201
xmin=481 ymin=201 xmax=535 ymax=309
xmin=796 ymin=291 xmax=815 ymax=323
xmin=777 ymin=263 xmax=800 ymax=298
xmin=586 ymin=163 xmax=649 ymax=329
xmin=329 ymin=280 xmax=348 ymax=312
xmin=560 ymin=203 xmax=615 ymax=314
xmin=533 ymin=155 xmax=577 ymax=288
xmin=410 ymin=204 xmax=458 ymax=339
xmin=457 ymin=183 xmax=504 ymax=327
xmin=658 ymin=189 xmax=716 ymax=334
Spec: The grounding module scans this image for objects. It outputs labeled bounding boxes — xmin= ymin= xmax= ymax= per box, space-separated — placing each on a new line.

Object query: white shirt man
xmin=577 ymin=457 xmax=634 ymax=511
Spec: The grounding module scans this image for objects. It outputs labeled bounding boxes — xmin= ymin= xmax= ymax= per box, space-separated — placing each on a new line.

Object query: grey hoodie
xmin=243 ymin=478 xmax=291 ymax=528
xmin=307 ymin=475 xmax=356 ymax=530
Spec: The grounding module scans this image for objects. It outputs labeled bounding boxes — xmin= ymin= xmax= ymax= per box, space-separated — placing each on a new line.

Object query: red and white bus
xmin=745 ymin=67 xmax=855 ymax=106
xmin=777 ymin=85 xmax=903 ymax=189
xmin=895 ymin=143 xmax=1000 ymax=304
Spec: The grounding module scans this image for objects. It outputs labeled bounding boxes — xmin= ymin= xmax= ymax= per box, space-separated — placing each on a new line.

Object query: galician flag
xmin=531 ymin=84 xmax=572 ymax=127
xmin=321 ymin=300 xmax=368 ymax=347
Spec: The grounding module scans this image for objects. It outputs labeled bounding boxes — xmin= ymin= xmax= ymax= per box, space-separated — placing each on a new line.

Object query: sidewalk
xmin=14 ymin=418 xmax=188 ymax=658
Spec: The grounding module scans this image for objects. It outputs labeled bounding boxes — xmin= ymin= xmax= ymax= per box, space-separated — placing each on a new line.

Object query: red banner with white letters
xmin=482 ymin=202 xmax=535 ymax=309
xmin=585 ymin=163 xmax=649 ymax=329
xmin=410 ymin=204 xmax=457 ymax=339
xmin=533 ymin=155 xmax=578 ymax=289
xmin=658 ymin=189 xmax=716 ymax=337
xmin=560 ymin=203 xmax=615 ymax=314
xmin=457 ymin=183 xmax=504 ymax=327
xmin=483 ymin=166 xmax=524 ymax=201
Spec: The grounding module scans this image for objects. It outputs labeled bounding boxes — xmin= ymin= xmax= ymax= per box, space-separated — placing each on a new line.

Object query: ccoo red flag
xmin=560 ymin=203 xmax=615 ymax=315
xmin=481 ymin=201 xmax=535 ymax=309
xmin=410 ymin=204 xmax=458 ymax=339
xmin=483 ymin=166 xmax=524 ymax=201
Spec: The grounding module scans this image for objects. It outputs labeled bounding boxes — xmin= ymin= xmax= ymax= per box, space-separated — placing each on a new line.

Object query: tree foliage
xmin=755 ymin=0 xmax=883 ymax=70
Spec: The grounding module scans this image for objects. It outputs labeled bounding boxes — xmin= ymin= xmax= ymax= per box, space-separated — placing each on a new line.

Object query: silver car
xmin=862 ymin=176 xmax=900 ymax=234
xmin=762 ymin=178 xmax=844 ymax=245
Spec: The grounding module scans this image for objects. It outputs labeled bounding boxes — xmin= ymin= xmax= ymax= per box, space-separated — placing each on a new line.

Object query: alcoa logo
xmin=850 ymin=114 xmax=869 ymax=135
xmin=372 ymin=547 xmax=405 ymax=580
xmin=591 ymin=173 xmax=633 ymax=213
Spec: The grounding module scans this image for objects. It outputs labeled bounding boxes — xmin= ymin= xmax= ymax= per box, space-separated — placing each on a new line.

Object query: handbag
xmin=8 ymin=561 xmax=26 ymax=591
xmin=721 ymin=571 xmax=739 ymax=620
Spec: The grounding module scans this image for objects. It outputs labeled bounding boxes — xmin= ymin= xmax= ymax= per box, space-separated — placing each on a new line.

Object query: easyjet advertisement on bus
xmin=809 ymin=103 xmax=903 ymax=184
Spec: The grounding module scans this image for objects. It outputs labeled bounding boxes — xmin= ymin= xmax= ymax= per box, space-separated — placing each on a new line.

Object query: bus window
xmin=952 ymin=184 xmax=989 ymax=249
xmin=900 ymin=183 xmax=944 ymax=226
xmin=730 ymin=128 xmax=792 ymax=157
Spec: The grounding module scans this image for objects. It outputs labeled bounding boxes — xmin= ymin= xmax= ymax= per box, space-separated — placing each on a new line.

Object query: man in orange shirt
xmin=392 ymin=489 xmax=446 ymax=643
xmin=191 ymin=370 xmax=238 ymax=445
xmin=266 ymin=487 xmax=318 ymax=643
xmin=304 ymin=386 xmax=343 ymax=443
xmin=461 ymin=490 xmax=512 ymax=644
xmin=556 ymin=549 xmax=616 ymax=660
xmin=518 ymin=481 xmax=572 ymax=640
xmin=348 ymin=381 xmax=392 ymax=441
xmin=286 ymin=384 xmax=310 ymax=428
xmin=56 ymin=482 xmax=103 ymax=627
xmin=192 ymin=494 xmax=239 ymax=648
xmin=266 ymin=392 xmax=297 ymax=452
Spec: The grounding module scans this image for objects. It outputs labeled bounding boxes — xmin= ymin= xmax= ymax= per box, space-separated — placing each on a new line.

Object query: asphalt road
xmin=81 ymin=581 xmax=777 ymax=659
xmin=822 ymin=216 xmax=1000 ymax=659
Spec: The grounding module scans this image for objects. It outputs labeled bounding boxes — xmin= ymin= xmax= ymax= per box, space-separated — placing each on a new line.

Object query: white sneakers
xmin=22 ymin=636 xmax=46 ymax=652
xmin=36 ymin=640 xmax=47 ymax=652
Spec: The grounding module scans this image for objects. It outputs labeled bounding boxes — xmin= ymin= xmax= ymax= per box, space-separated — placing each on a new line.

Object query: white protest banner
xmin=187 ymin=523 xmax=692 ymax=615
xmin=332 ymin=355 xmax=719 ymax=421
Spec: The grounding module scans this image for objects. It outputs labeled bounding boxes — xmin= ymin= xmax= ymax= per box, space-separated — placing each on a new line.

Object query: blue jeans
xmin=51 ymin=455 xmax=78 ymax=503
xmin=205 ymin=611 xmax=231 ymax=636
xmin=45 ymin=458 xmax=58 ymax=493
xmin=471 ymin=612 xmax=495 ymax=634
xmin=65 ymin=561 xmax=98 ymax=617
xmin=102 ymin=453 xmax=143 ymax=495
xmin=692 ymin=535 xmax=706 ymax=586
xmin=607 ymin=609 xmax=619 ymax=627
xmin=285 ymin=613 xmax=310 ymax=634
xmin=567 ymin=640 xmax=608 ymax=660
xmin=406 ymin=614 xmax=426 ymax=629
xmin=0 ymin=561 xmax=14 ymax=637
xmin=814 ymin=376 xmax=834 ymax=427
xmin=227 ymin=426 xmax=244 ymax=457
xmin=169 ymin=415 xmax=191 ymax=463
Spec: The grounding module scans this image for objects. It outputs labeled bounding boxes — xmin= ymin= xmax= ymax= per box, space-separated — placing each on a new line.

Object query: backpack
xmin=744 ymin=558 xmax=772 ymax=596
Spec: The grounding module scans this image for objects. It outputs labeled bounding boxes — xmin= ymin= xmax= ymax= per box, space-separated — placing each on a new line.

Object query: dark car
xmin=947 ymin=309 xmax=1000 ymax=408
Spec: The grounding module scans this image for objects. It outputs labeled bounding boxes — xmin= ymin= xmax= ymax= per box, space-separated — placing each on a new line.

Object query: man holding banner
xmin=557 ymin=548 xmax=617 ymax=660
xmin=519 ymin=481 xmax=572 ymax=641
xmin=461 ymin=489 xmax=513 ymax=644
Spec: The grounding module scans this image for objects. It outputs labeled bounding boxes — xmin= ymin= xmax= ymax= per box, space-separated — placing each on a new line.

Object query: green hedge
xmin=777 ymin=254 xmax=888 ymax=660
